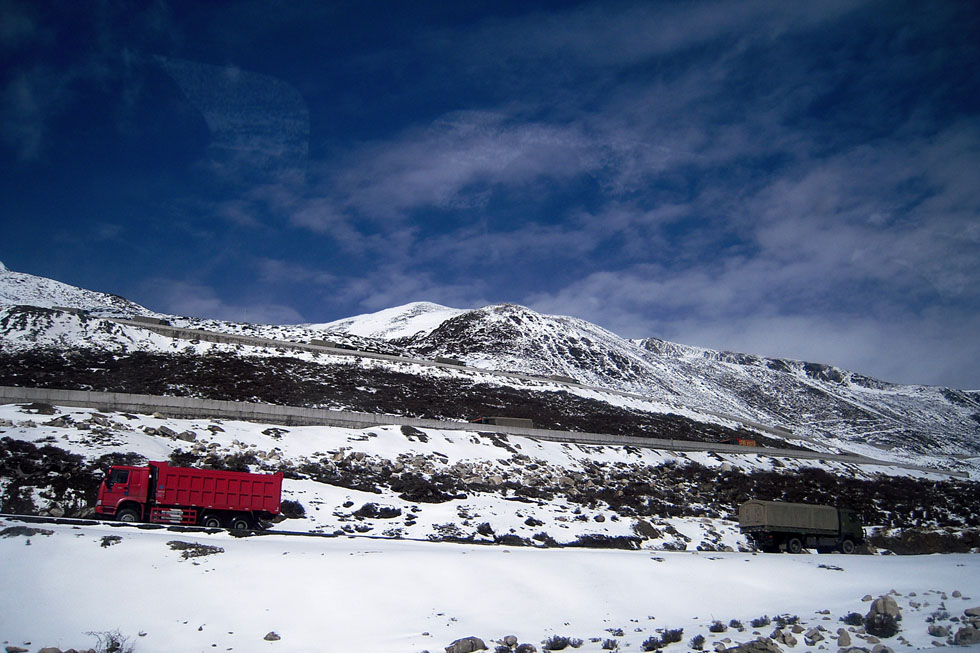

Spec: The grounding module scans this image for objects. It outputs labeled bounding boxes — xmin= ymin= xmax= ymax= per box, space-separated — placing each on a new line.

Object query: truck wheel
xmin=840 ymin=539 xmax=855 ymax=554
xmin=787 ymin=537 xmax=803 ymax=554
xmin=230 ymin=516 xmax=251 ymax=531
xmin=202 ymin=514 xmax=223 ymax=528
xmin=116 ymin=508 xmax=140 ymax=523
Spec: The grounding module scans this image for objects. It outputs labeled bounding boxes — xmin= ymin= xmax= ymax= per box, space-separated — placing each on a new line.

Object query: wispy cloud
xmin=143 ymin=279 xmax=306 ymax=325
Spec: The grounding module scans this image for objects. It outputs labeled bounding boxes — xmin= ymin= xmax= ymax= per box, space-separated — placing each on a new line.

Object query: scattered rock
xmin=503 ymin=635 xmax=519 ymax=647
xmin=871 ymin=645 xmax=893 ymax=653
xmin=264 ymin=631 xmax=281 ymax=641
xmin=722 ymin=638 xmax=784 ymax=653
xmin=965 ymin=608 xmax=980 ymax=618
xmin=805 ymin=628 xmax=825 ymax=645
xmin=837 ymin=629 xmax=852 ymax=647
xmin=770 ymin=629 xmax=798 ymax=647
xmin=445 ymin=636 xmax=487 ymax=653
xmin=930 ymin=625 xmax=950 ymax=638
xmin=633 ymin=519 xmax=661 ymax=539
xmin=868 ymin=596 xmax=902 ymax=620
xmin=954 ymin=627 xmax=980 ymax=646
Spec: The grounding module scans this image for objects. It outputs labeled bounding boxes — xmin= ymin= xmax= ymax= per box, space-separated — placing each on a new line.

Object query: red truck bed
xmin=151 ymin=462 xmax=282 ymax=514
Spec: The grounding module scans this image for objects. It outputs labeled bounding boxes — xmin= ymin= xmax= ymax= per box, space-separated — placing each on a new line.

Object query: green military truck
xmin=738 ymin=500 xmax=864 ymax=554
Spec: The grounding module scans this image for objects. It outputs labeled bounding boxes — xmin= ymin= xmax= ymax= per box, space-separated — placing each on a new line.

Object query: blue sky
xmin=2 ymin=0 xmax=979 ymax=389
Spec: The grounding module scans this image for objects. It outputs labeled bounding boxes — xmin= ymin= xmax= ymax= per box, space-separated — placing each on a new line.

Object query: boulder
xmin=965 ymin=608 xmax=980 ymax=618
xmin=867 ymin=596 xmax=901 ymax=620
xmin=445 ymin=636 xmax=487 ymax=653
xmin=722 ymin=638 xmax=784 ymax=653
xmin=38 ymin=648 xmax=63 ymax=653
xmin=264 ymin=632 xmax=281 ymax=641
xmin=954 ymin=626 xmax=980 ymax=646
xmin=837 ymin=629 xmax=852 ymax=647
xmin=633 ymin=520 xmax=661 ymax=539
xmin=871 ymin=646 xmax=893 ymax=653
xmin=4 ymin=647 xmax=30 ymax=653
xmin=158 ymin=425 xmax=178 ymax=438
xmin=503 ymin=635 xmax=519 ymax=647
xmin=928 ymin=625 xmax=949 ymax=638
xmin=770 ymin=629 xmax=797 ymax=647
xmin=177 ymin=430 xmax=197 ymax=442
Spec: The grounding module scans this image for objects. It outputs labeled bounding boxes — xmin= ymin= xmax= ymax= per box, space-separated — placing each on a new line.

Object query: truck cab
xmin=95 ymin=465 xmax=152 ymax=521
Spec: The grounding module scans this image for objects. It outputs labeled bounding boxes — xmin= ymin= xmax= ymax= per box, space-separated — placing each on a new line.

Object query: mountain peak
xmin=313 ymin=301 xmax=466 ymax=339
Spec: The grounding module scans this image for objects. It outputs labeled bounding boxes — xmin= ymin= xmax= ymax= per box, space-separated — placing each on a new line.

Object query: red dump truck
xmin=95 ymin=462 xmax=283 ymax=530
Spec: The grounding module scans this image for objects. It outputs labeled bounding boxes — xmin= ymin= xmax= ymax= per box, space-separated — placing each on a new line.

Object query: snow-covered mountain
xmin=1 ymin=263 xmax=978 ymax=464
xmin=0 ymin=262 xmax=157 ymax=317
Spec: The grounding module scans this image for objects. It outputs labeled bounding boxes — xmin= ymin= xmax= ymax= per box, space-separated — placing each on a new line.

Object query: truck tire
xmin=840 ymin=539 xmax=855 ymax=554
xmin=786 ymin=537 xmax=804 ymax=554
xmin=116 ymin=508 xmax=140 ymax=523
xmin=230 ymin=516 xmax=251 ymax=531
xmin=202 ymin=514 xmax=223 ymax=528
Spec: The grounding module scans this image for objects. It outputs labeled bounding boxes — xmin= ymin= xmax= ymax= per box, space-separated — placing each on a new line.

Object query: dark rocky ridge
xmin=0 ymin=348 xmax=788 ymax=446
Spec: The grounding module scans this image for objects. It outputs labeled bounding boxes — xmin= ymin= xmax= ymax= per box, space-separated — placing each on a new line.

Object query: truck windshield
xmin=106 ymin=469 xmax=129 ymax=487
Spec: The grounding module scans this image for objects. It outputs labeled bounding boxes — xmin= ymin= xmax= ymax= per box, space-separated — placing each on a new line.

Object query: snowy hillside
xmin=0 ymin=262 xmax=157 ymax=318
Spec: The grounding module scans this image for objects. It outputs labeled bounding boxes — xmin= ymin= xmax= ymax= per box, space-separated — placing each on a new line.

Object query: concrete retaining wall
xmin=1 ymin=384 xmax=876 ymax=466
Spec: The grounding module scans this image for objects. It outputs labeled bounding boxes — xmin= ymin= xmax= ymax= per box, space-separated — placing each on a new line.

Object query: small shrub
xmin=602 ymin=638 xmax=619 ymax=650
xmin=750 ymin=615 xmax=771 ymax=628
xmin=865 ymin=613 xmax=900 ymax=638
xmin=641 ymin=628 xmax=684 ymax=651
xmin=709 ymin=621 xmax=727 ymax=633
xmin=516 ymin=645 xmax=537 ymax=653
xmin=100 ymin=535 xmax=122 ymax=548
xmin=279 ymin=499 xmax=306 ymax=519
xmin=543 ymin=635 xmax=571 ymax=650
xmin=774 ymin=614 xmax=799 ymax=628
xmin=690 ymin=634 xmax=705 ymax=650
xmin=841 ymin=612 xmax=864 ymax=626
xmin=86 ymin=629 xmax=135 ymax=653
xmin=729 ymin=619 xmax=744 ymax=631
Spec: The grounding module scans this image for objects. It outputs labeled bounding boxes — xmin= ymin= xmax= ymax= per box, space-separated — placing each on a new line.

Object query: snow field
xmin=1 ymin=518 xmax=979 ymax=653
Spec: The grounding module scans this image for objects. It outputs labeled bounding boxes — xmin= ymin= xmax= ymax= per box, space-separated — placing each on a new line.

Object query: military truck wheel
xmin=230 ymin=516 xmax=251 ymax=531
xmin=116 ymin=508 xmax=140 ymax=523
xmin=840 ymin=539 xmax=855 ymax=554
xmin=202 ymin=514 xmax=223 ymax=528
xmin=787 ymin=537 xmax=803 ymax=554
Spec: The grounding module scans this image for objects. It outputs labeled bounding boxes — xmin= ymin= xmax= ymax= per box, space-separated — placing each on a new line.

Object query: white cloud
xmin=143 ymin=279 xmax=306 ymax=325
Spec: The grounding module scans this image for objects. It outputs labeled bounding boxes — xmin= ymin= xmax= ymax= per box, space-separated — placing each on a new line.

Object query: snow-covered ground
xmin=2 ymin=516 xmax=979 ymax=653
xmin=2 ymin=401 xmax=964 ymax=553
